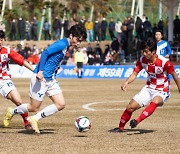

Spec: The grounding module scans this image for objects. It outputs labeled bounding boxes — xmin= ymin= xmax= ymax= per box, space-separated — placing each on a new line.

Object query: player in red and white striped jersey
xmin=0 ymin=30 xmax=34 ymax=129
xmin=109 ymin=39 xmax=180 ymax=132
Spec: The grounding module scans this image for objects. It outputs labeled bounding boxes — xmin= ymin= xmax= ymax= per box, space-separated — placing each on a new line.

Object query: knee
xmin=56 ymin=103 xmax=66 ymax=111
xmin=126 ymin=105 xmax=136 ymax=112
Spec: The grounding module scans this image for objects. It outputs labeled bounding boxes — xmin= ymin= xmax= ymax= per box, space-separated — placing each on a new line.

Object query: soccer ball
xmin=74 ymin=116 xmax=91 ymax=132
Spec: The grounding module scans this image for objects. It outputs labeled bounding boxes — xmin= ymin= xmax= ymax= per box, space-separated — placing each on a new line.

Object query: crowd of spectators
xmin=8 ymin=43 xmax=44 ymax=65
xmin=2 ymin=14 xmax=180 ymax=65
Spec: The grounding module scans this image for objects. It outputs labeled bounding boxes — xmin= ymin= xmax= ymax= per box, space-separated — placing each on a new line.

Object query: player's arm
xmin=23 ymin=60 xmax=34 ymax=71
xmin=171 ymin=71 xmax=180 ymax=93
xmin=164 ymin=60 xmax=180 ymax=93
xmin=165 ymin=42 xmax=172 ymax=58
xmin=121 ymin=71 xmax=138 ymax=91
xmin=9 ymin=49 xmax=34 ymax=71
xmin=121 ymin=59 xmax=142 ymax=91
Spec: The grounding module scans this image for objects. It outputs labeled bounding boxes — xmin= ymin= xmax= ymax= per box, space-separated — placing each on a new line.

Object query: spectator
xmin=101 ymin=17 xmax=108 ymax=41
xmin=127 ymin=16 xmax=134 ymax=41
xmin=31 ymin=16 xmax=38 ymax=41
xmin=152 ymin=23 xmax=158 ymax=39
xmin=53 ymin=16 xmax=61 ymax=40
xmin=9 ymin=19 xmax=16 ymax=41
xmin=94 ymin=19 xmax=101 ymax=41
xmin=115 ymin=18 xmax=122 ymax=42
xmin=85 ymin=18 xmax=94 ymax=42
xmin=87 ymin=53 xmax=94 ymax=65
xmin=173 ymin=15 xmax=180 ymax=41
xmin=86 ymin=43 xmax=93 ymax=55
xmin=23 ymin=43 xmax=31 ymax=59
xmin=158 ymin=18 xmax=164 ymax=32
xmin=143 ymin=17 xmax=152 ymax=40
xmin=79 ymin=16 xmax=86 ymax=28
xmin=0 ymin=21 xmax=5 ymax=32
xmin=108 ymin=17 xmax=116 ymax=40
xmin=43 ymin=19 xmax=51 ymax=40
xmin=94 ymin=43 xmax=103 ymax=59
xmin=17 ymin=17 xmax=25 ymax=40
xmin=135 ymin=16 xmax=143 ymax=40
xmin=68 ymin=17 xmax=76 ymax=30
xmin=25 ymin=19 xmax=31 ymax=41
xmin=62 ymin=17 xmax=69 ymax=38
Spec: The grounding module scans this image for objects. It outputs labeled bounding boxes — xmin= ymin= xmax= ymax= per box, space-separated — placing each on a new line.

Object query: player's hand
xmin=121 ymin=82 xmax=128 ymax=91
xmin=36 ymin=71 xmax=44 ymax=81
xmin=165 ymin=54 xmax=169 ymax=58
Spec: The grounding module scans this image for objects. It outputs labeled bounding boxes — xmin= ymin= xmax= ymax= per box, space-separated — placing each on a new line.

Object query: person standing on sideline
xmin=4 ymin=25 xmax=87 ymax=134
xmin=109 ymin=39 xmax=180 ymax=132
xmin=74 ymin=47 xmax=85 ymax=78
xmin=0 ymin=30 xmax=34 ymax=129
xmin=155 ymin=29 xmax=172 ymax=58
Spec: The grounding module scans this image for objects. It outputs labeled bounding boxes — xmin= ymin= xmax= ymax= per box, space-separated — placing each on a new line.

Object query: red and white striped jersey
xmin=134 ymin=55 xmax=174 ymax=92
xmin=0 ymin=46 xmax=24 ymax=80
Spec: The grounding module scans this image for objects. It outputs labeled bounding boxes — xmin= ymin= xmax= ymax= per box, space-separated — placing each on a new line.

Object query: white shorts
xmin=29 ymin=73 xmax=62 ymax=101
xmin=133 ymin=86 xmax=170 ymax=107
xmin=0 ymin=79 xmax=16 ymax=98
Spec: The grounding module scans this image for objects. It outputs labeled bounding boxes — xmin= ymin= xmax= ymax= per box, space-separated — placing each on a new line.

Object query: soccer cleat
xmin=3 ymin=107 xmax=13 ymax=127
xmin=108 ymin=127 xmax=124 ymax=133
xmin=25 ymin=124 xmax=33 ymax=130
xmin=27 ymin=116 xmax=40 ymax=134
xmin=130 ymin=119 xmax=137 ymax=128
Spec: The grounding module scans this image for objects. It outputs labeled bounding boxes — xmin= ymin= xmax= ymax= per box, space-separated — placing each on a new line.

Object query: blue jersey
xmin=33 ymin=38 xmax=69 ymax=80
xmin=156 ymin=40 xmax=172 ymax=57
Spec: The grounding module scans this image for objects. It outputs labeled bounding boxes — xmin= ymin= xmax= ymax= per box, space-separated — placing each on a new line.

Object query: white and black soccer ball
xmin=74 ymin=116 xmax=91 ymax=132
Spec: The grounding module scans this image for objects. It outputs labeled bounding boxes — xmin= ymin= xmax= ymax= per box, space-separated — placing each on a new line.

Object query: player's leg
xmin=118 ymin=99 xmax=141 ymax=131
xmin=33 ymin=93 xmax=65 ymax=121
xmin=25 ymin=98 xmax=42 ymax=134
xmin=133 ymin=90 xmax=169 ymax=128
xmin=2 ymin=80 xmax=29 ymax=128
xmin=28 ymin=93 xmax=65 ymax=134
xmin=5 ymin=89 xmax=30 ymax=128
xmin=28 ymin=78 xmax=63 ymax=133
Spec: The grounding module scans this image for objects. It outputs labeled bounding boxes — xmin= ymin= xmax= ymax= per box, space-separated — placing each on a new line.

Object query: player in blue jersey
xmin=4 ymin=25 xmax=87 ymax=133
xmin=155 ymin=29 xmax=172 ymax=58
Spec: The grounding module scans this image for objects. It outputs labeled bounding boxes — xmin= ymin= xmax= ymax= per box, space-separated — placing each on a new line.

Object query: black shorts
xmin=77 ymin=62 xmax=83 ymax=69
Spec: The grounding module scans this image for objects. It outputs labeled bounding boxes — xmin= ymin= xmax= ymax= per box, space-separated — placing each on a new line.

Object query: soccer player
xmin=0 ymin=30 xmax=34 ymax=129
xmin=155 ymin=29 xmax=172 ymax=58
xmin=109 ymin=39 xmax=180 ymax=132
xmin=4 ymin=25 xmax=87 ymax=133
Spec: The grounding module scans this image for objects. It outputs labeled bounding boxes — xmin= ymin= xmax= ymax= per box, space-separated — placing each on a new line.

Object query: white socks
xmin=33 ymin=104 xmax=58 ymax=121
xmin=11 ymin=104 xmax=28 ymax=115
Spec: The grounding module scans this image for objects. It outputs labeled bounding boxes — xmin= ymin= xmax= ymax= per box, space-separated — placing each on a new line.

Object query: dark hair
xmin=68 ymin=24 xmax=87 ymax=41
xmin=155 ymin=29 xmax=163 ymax=35
xmin=0 ymin=30 xmax=5 ymax=39
xmin=140 ymin=39 xmax=157 ymax=52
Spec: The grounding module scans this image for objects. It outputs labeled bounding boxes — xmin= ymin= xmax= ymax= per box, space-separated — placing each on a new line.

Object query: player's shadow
xmin=125 ymin=129 xmax=154 ymax=135
xmin=73 ymin=134 xmax=88 ymax=137
xmin=0 ymin=125 xmax=22 ymax=129
xmin=108 ymin=128 xmax=154 ymax=135
xmin=18 ymin=129 xmax=56 ymax=135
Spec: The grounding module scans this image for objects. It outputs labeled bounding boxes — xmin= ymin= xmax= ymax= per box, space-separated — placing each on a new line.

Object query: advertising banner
xmin=10 ymin=64 xmax=180 ymax=79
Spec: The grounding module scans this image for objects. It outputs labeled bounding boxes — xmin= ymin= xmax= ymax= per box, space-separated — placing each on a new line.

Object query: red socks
xmin=20 ymin=112 xmax=29 ymax=126
xmin=119 ymin=109 xmax=132 ymax=130
xmin=136 ymin=102 xmax=157 ymax=124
